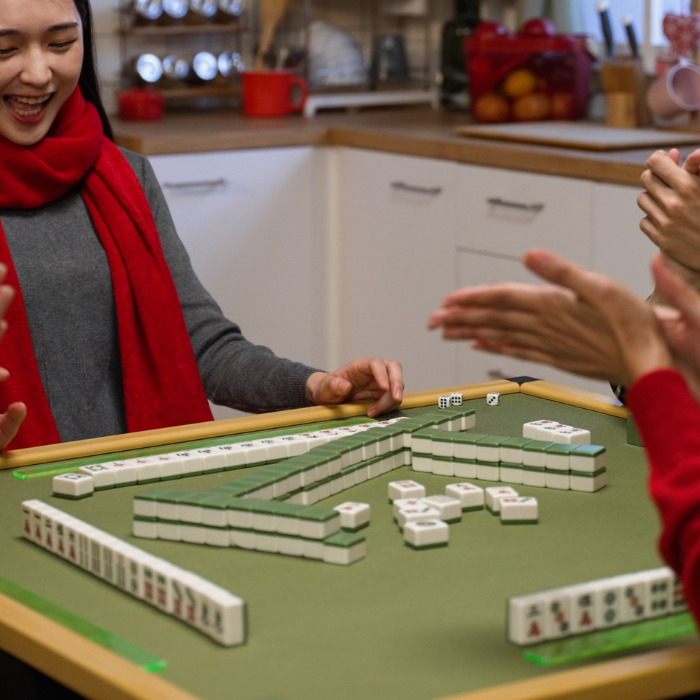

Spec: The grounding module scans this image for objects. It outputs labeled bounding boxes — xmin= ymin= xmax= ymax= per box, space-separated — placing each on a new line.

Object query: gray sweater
xmin=1 ymin=149 xmax=317 ymax=443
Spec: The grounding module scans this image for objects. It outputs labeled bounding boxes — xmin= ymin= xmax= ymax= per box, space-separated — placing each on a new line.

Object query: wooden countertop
xmin=112 ymin=107 xmax=700 ymax=186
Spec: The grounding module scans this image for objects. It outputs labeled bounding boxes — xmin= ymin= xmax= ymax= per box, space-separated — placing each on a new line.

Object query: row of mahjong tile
xmin=411 ymin=433 xmax=607 ymax=492
xmin=118 ymin=408 xmax=475 ymax=510
xmin=132 ymin=489 xmax=370 ymax=565
xmin=508 ymin=566 xmax=688 ymax=646
xmin=52 ymin=410 xmax=477 ymax=500
xmin=133 ymin=516 xmax=367 ymax=566
xmin=522 ymin=420 xmax=592 ymax=444
xmin=134 ymin=490 xmax=343 ymax=539
xmin=21 ymin=500 xmax=245 ymax=647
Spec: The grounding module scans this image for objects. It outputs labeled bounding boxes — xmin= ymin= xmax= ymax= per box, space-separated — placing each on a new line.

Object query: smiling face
xmin=0 ymin=0 xmax=83 ymax=146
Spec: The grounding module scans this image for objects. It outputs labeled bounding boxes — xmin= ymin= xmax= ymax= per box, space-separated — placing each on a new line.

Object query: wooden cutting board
xmin=455 ymin=121 xmax=700 ymax=151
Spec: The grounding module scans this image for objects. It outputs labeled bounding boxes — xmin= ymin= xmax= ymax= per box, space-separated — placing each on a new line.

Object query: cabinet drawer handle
xmin=162 ymin=177 xmax=228 ymax=190
xmin=391 ymin=181 xmax=443 ymax=196
xmin=487 ymin=197 xmax=544 ymax=213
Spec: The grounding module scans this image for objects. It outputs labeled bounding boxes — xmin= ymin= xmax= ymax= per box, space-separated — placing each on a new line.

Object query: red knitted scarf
xmin=0 ymin=89 xmax=213 ymax=449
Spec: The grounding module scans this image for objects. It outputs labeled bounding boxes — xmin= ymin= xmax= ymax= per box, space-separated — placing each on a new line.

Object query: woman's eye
xmin=51 ymin=39 xmax=78 ymax=49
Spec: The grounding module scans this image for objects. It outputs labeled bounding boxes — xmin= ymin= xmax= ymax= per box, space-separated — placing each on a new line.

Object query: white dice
xmin=450 ymin=392 xmax=463 ymax=406
xmin=486 ymin=392 xmax=501 ymax=406
xmin=438 ymin=395 xmax=451 ymax=409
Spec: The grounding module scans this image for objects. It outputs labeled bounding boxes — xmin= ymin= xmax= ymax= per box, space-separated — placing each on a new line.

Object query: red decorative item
xmin=663 ymin=13 xmax=700 ymax=59
xmin=117 ymin=88 xmax=164 ymax=121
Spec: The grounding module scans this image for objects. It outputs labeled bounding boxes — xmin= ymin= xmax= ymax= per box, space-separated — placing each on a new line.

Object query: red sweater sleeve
xmin=627 ymin=368 xmax=700 ymax=621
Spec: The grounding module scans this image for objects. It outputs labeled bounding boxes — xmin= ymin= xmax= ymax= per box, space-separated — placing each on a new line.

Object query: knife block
xmin=600 ymin=59 xmax=651 ymax=128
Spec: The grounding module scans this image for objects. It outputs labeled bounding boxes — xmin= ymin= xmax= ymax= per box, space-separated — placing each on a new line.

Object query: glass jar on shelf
xmin=216 ymin=0 xmax=244 ymax=23
xmin=190 ymin=51 xmax=219 ymax=82
xmin=133 ymin=53 xmax=163 ymax=83
xmin=217 ymin=51 xmax=245 ymax=81
xmin=161 ymin=0 xmax=189 ymax=24
xmin=188 ymin=0 xmax=217 ymax=24
xmin=132 ymin=0 xmax=163 ymax=23
xmin=162 ymin=54 xmax=191 ymax=84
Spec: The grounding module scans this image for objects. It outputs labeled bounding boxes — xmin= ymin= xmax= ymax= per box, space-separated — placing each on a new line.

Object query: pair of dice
xmin=438 ymin=392 xmax=463 ymax=409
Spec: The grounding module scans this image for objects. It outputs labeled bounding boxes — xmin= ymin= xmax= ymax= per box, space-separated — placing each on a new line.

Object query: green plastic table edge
xmin=524 ymin=612 xmax=697 ymax=666
xmin=0 ymin=577 xmax=166 ymax=672
xmin=12 ymin=417 xmax=375 ymax=480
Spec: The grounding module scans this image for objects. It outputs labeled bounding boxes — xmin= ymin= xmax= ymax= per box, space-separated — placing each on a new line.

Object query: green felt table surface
xmin=1 ymin=393 xmax=696 ymax=700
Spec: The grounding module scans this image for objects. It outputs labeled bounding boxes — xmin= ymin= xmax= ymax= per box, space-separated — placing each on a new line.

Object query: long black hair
xmin=73 ymin=0 xmax=114 ymax=140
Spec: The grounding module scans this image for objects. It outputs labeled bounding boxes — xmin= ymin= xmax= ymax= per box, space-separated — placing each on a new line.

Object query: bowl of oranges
xmin=464 ymin=19 xmax=594 ymax=124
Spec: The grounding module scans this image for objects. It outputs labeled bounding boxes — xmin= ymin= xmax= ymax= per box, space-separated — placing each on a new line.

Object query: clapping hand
xmin=428 ymin=250 xmax=672 ymax=388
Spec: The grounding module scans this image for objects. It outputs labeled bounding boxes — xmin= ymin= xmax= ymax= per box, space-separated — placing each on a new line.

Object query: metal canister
xmin=218 ymin=0 xmax=244 ymax=16
xmin=162 ymin=0 xmax=189 ymax=19
xmin=133 ymin=0 xmax=163 ymax=21
xmin=190 ymin=0 xmax=218 ymax=17
xmin=192 ymin=51 xmax=219 ymax=81
xmin=217 ymin=52 xmax=245 ymax=79
xmin=135 ymin=53 xmax=163 ymax=83
xmin=162 ymin=55 xmax=190 ymax=81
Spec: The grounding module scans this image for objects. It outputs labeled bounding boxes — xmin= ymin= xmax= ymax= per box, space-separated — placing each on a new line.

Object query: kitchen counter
xmin=112 ymin=107 xmax=700 ymax=186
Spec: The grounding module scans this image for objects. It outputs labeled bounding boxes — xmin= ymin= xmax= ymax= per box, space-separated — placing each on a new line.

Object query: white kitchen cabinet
xmin=149 ymin=147 xmax=328 ymax=420
xmin=592 ymin=182 xmax=657 ymax=299
xmin=456 ymin=164 xmax=594 ymax=266
xmin=337 ymin=148 xmax=460 ymax=393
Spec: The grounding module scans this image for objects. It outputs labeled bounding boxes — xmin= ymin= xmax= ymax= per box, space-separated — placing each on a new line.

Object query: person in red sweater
xmin=428 ymin=248 xmax=700 ymax=624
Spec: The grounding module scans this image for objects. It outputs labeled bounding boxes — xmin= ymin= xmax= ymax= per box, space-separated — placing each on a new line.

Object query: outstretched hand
xmin=428 ymin=250 xmax=672 ymax=387
xmin=0 ymin=264 xmax=25 ymax=450
xmin=306 ymin=357 xmax=404 ymax=418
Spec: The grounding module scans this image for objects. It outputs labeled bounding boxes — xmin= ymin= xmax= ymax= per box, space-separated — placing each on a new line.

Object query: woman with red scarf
xmin=0 ymin=0 xmax=404 ymax=451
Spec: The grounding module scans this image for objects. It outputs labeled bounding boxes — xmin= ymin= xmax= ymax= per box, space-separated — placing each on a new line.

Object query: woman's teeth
xmin=7 ymin=95 xmax=51 ymax=116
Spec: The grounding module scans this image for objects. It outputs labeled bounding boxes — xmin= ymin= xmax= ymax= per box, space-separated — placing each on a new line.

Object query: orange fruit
xmin=503 ymin=69 xmax=537 ymax=98
xmin=551 ymin=92 xmax=575 ymax=120
xmin=512 ymin=93 xmax=551 ymax=121
xmin=473 ymin=93 xmax=510 ymax=123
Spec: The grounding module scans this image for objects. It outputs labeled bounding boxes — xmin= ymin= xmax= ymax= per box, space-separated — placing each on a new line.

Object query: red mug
xmin=241 ymin=70 xmax=308 ymax=118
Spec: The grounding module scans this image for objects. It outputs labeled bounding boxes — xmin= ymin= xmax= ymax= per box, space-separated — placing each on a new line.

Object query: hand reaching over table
xmin=427 ymin=249 xmax=673 ymax=389
xmin=306 ymin=357 xmax=404 ymax=418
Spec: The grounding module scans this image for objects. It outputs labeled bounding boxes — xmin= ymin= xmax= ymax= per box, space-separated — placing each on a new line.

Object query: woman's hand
xmin=306 ymin=357 xmax=404 ymax=418
xmin=0 ymin=264 xmax=25 ymax=449
xmin=428 ymin=250 xmax=672 ymax=387
xmin=638 ymin=148 xmax=700 ymax=274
